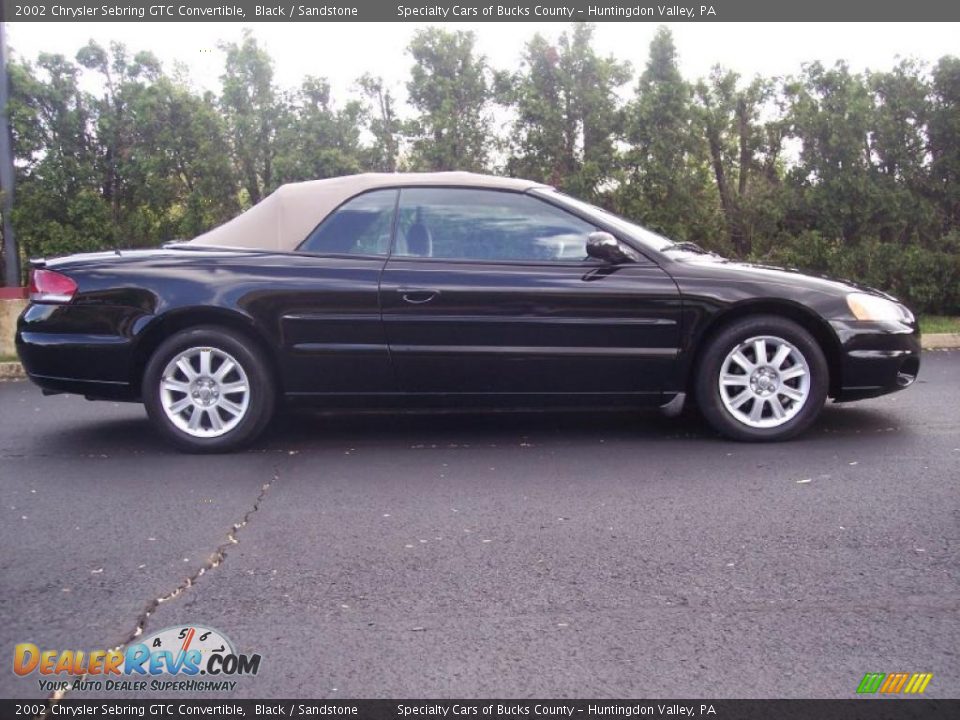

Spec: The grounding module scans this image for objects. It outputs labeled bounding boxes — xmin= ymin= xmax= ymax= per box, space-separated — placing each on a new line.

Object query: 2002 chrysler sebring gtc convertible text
xmin=16 ymin=172 xmax=920 ymax=451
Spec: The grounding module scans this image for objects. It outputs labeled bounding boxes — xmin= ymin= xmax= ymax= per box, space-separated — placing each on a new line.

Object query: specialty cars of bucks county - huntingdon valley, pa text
xmin=394 ymin=5 xmax=715 ymax=19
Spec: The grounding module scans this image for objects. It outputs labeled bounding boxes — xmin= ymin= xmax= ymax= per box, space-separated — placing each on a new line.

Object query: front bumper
xmin=829 ymin=319 xmax=921 ymax=401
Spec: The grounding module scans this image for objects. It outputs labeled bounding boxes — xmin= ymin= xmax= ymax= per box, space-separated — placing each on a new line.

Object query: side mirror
xmin=586 ymin=231 xmax=633 ymax=264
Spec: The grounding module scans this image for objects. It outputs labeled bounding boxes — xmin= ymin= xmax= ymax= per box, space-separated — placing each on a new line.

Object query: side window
xmin=394 ymin=188 xmax=599 ymax=262
xmin=299 ymin=189 xmax=397 ymax=255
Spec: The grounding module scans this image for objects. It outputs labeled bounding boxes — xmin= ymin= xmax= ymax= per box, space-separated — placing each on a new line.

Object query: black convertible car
xmin=16 ymin=172 xmax=920 ymax=451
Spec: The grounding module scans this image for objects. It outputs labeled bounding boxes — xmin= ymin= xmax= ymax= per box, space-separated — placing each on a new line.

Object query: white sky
xmin=7 ymin=21 xmax=960 ymax=106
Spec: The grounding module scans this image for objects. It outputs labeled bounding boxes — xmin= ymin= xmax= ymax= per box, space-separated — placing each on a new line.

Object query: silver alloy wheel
xmin=159 ymin=346 xmax=250 ymax=438
xmin=718 ymin=335 xmax=811 ymax=429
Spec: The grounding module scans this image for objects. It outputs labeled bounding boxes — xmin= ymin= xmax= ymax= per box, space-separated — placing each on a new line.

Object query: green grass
xmin=920 ymin=315 xmax=960 ymax=334
xmin=0 ymin=355 xmax=19 ymax=363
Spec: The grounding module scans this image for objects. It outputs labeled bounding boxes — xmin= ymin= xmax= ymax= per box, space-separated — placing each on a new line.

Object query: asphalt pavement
xmin=1 ymin=351 xmax=958 ymax=699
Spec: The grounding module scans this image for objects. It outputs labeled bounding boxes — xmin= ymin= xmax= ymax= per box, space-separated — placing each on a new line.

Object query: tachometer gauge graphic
xmin=141 ymin=625 xmax=235 ymax=667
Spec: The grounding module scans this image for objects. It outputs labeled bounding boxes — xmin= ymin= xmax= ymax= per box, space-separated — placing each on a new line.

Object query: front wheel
xmin=143 ymin=326 xmax=275 ymax=452
xmin=695 ymin=316 xmax=828 ymax=441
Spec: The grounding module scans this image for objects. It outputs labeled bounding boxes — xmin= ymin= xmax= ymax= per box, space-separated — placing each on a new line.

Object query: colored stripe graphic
xmin=905 ymin=673 xmax=933 ymax=694
xmin=880 ymin=672 xmax=909 ymax=693
xmin=860 ymin=671 xmax=933 ymax=694
xmin=857 ymin=673 xmax=885 ymax=693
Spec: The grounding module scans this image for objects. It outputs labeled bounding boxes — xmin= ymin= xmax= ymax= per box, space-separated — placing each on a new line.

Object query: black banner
xmin=2 ymin=700 xmax=960 ymax=720
xmin=2 ymin=0 xmax=960 ymax=23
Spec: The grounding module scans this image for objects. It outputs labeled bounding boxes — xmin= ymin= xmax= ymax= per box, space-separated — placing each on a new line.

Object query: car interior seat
xmin=403 ymin=208 xmax=433 ymax=257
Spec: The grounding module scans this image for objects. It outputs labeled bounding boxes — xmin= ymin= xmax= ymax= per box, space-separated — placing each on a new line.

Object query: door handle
xmin=397 ymin=287 xmax=440 ymax=304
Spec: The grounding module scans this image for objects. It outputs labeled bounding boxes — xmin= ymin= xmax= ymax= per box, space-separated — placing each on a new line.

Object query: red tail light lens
xmin=29 ymin=269 xmax=78 ymax=303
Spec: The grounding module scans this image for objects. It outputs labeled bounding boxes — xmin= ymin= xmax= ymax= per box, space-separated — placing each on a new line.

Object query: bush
xmin=755 ymin=231 xmax=960 ymax=315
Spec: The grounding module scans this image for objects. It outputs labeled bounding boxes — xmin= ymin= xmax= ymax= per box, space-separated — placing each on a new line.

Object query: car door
xmin=379 ymin=187 xmax=681 ymax=398
xmin=273 ymin=188 xmax=397 ymax=395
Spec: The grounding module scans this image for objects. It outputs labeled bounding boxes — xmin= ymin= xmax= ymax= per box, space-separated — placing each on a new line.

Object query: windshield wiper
xmin=662 ymin=241 xmax=710 ymax=254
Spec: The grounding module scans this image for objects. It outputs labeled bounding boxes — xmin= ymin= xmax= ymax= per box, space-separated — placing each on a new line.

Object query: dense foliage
xmin=3 ymin=26 xmax=958 ymax=313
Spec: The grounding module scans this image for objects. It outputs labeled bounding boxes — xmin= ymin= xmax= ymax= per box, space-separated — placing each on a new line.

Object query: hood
xmin=667 ymin=252 xmax=898 ymax=302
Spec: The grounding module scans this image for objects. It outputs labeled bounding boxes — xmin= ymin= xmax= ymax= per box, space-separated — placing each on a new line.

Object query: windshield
xmin=533 ymin=189 xmax=676 ymax=252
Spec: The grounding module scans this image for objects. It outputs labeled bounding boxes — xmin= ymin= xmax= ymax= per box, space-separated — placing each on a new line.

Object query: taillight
xmin=29 ymin=268 xmax=78 ymax=303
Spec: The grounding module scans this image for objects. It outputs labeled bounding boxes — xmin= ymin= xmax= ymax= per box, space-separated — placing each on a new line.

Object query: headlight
xmin=846 ymin=293 xmax=914 ymax=323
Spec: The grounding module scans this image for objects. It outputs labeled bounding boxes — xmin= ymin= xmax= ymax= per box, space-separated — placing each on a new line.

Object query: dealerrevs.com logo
xmin=13 ymin=625 xmax=261 ymax=693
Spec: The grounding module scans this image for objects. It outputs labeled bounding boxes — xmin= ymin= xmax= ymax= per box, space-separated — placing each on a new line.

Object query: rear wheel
xmin=143 ymin=326 xmax=275 ymax=452
xmin=695 ymin=315 xmax=828 ymax=441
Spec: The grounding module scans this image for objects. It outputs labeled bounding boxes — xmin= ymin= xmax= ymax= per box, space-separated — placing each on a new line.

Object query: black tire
xmin=694 ymin=315 xmax=828 ymax=442
xmin=142 ymin=326 xmax=275 ymax=452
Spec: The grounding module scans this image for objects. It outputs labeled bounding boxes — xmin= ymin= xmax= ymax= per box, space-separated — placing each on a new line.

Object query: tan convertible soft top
xmin=185 ymin=172 xmax=550 ymax=252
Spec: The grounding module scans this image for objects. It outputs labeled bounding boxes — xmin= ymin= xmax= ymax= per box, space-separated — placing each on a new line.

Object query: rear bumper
xmin=20 ymin=372 xmax=135 ymax=401
xmin=16 ymin=304 xmax=138 ymax=400
xmin=829 ymin=320 xmax=921 ymax=402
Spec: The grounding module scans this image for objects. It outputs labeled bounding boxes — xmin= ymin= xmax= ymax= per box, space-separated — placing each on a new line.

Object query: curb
xmin=0 ymin=335 xmax=956 ymax=382
xmin=0 ymin=361 xmax=24 ymax=380
xmin=923 ymin=332 xmax=960 ymax=349
xmin=0 ymin=287 xmax=27 ymax=300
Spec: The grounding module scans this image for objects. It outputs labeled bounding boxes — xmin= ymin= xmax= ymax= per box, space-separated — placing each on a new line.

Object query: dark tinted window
xmin=299 ymin=189 xmax=397 ymax=255
xmin=394 ymin=188 xmax=598 ymax=262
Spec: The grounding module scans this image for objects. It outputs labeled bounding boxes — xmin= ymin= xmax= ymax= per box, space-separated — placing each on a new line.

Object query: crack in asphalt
xmin=125 ymin=471 xmax=277 ymax=644
xmin=45 ymin=469 xmax=280 ymax=705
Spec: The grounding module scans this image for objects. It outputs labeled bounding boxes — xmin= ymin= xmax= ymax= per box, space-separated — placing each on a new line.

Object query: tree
xmin=929 ymin=56 xmax=960 ymax=229
xmin=274 ymin=76 xmax=365 ymax=183
xmin=781 ymin=61 xmax=882 ymax=245
xmin=77 ymin=41 xmax=240 ymax=245
xmin=694 ymin=68 xmax=780 ymax=256
xmin=219 ymin=30 xmax=283 ymax=204
xmin=125 ymin=78 xmax=240 ymax=239
xmin=405 ymin=28 xmax=492 ymax=172
xmin=503 ymin=24 xmax=631 ymax=200
xmin=617 ymin=26 xmax=718 ymax=243
xmin=866 ymin=60 xmax=937 ymax=245
xmin=357 ymin=74 xmax=402 ymax=173
xmin=74 ymin=40 xmax=132 ymax=233
xmin=8 ymin=52 xmax=109 ymax=259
